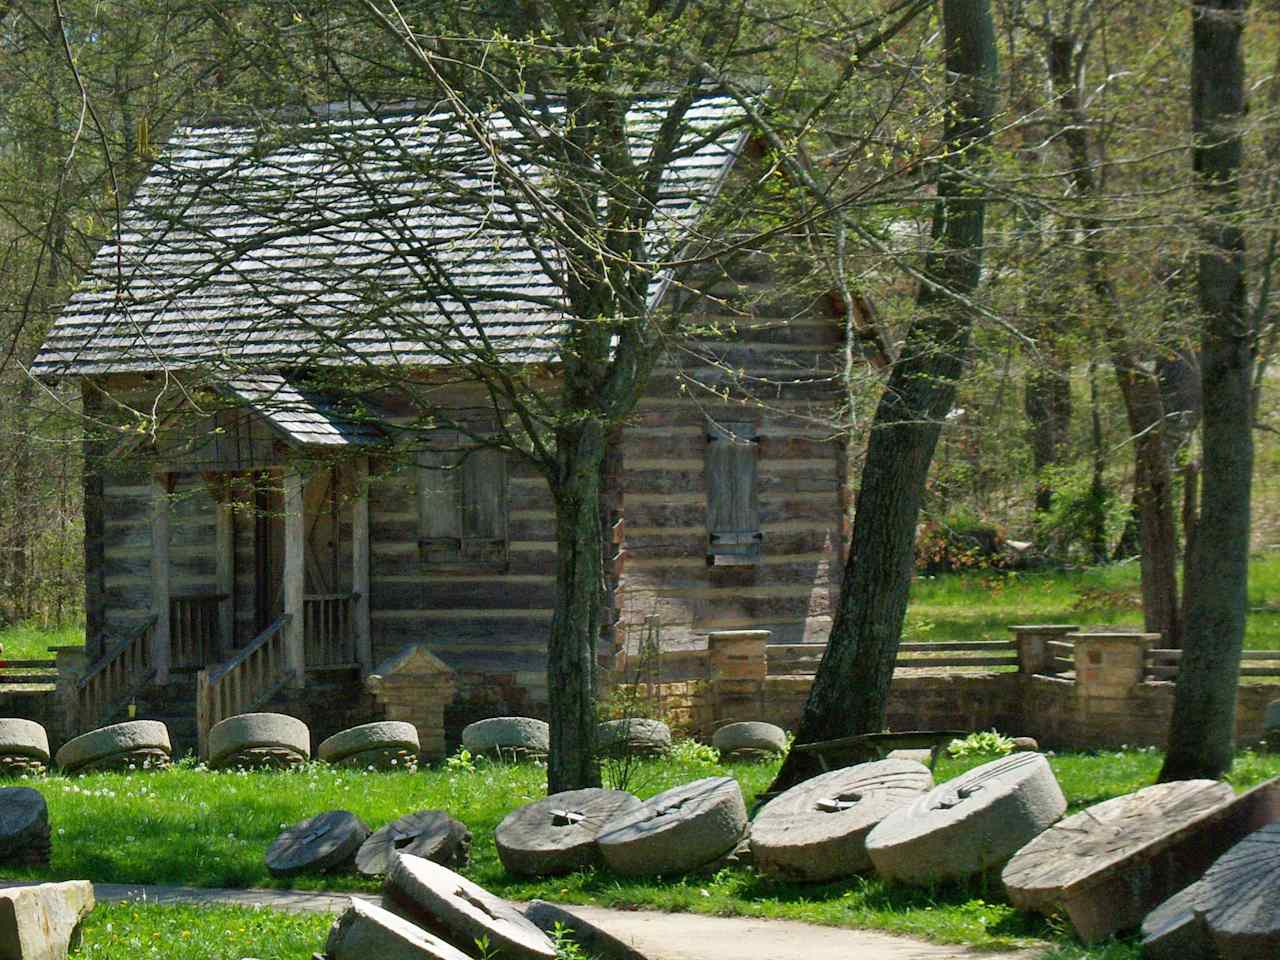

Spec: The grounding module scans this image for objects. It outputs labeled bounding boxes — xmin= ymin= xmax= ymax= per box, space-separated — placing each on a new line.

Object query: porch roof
xmin=216 ymin=374 xmax=385 ymax=449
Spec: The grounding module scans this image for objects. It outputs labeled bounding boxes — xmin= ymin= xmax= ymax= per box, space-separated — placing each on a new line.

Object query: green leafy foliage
xmin=945 ymin=729 xmax=1015 ymax=759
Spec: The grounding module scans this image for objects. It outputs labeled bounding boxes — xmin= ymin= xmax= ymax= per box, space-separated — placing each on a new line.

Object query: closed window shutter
xmin=461 ymin=446 xmax=508 ymax=563
xmin=418 ymin=432 xmax=462 ymax=563
xmin=705 ymin=420 xmax=760 ymax=563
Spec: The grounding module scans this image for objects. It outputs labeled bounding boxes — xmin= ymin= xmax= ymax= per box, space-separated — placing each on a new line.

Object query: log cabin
xmin=32 ymin=97 xmax=848 ymax=755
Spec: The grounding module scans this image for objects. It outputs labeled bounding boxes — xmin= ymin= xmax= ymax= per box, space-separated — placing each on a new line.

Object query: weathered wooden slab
xmin=1199 ymin=821 xmax=1280 ymax=958
xmin=356 ymin=811 xmax=470 ymax=876
xmin=1003 ymin=775 xmax=1280 ymax=943
xmin=751 ymin=759 xmax=932 ymax=882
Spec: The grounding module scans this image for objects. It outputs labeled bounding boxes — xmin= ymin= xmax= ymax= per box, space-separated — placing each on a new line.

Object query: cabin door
xmin=253 ymin=470 xmax=285 ymax=633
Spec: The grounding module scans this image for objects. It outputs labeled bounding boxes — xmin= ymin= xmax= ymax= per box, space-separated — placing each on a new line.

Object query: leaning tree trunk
xmin=767 ymin=0 xmax=997 ymax=794
xmin=546 ymin=418 xmax=607 ymax=793
xmin=1160 ymin=0 xmax=1251 ymax=782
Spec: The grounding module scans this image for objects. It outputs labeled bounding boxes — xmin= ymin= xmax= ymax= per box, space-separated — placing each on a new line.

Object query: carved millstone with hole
xmin=712 ymin=722 xmax=787 ymax=761
xmin=596 ymin=776 xmax=748 ymax=877
xmin=0 ymin=719 xmax=49 ymax=777
xmin=319 ymin=722 xmax=420 ymax=772
xmin=496 ymin=788 xmax=643 ymax=877
xmin=325 ymin=897 xmax=474 ymax=960
xmin=595 ymin=719 xmax=672 ymax=758
xmin=865 ymin=752 xmax=1066 ymax=885
xmin=54 ymin=720 xmax=171 ymax=775
xmin=0 ymin=787 xmax=51 ymax=868
xmin=1140 ymin=880 xmax=1212 ymax=959
xmin=265 ymin=810 xmax=370 ymax=877
xmin=356 ymin=811 xmax=471 ymax=876
xmin=385 ymin=852 xmax=557 ymax=960
xmin=209 ymin=713 xmax=310 ymax=771
xmin=751 ymin=759 xmax=933 ymax=882
xmin=524 ymin=900 xmax=650 ymax=960
xmin=461 ymin=718 xmax=549 ymax=760
xmin=1197 ymin=820 xmax=1280 ymax=957
xmin=1005 ymin=776 xmax=1280 ymax=943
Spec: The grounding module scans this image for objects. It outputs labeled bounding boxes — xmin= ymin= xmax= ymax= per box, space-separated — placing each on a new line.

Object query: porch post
xmin=283 ymin=464 xmax=306 ymax=687
xmin=214 ymin=482 xmax=235 ymax=661
xmin=352 ymin=456 xmax=372 ymax=673
xmin=150 ymin=469 xmax=171 ymax=685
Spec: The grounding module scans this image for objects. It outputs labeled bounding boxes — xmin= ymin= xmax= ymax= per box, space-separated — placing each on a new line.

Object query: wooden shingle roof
xmin=34 ymin=97 xmax=745 ymax=378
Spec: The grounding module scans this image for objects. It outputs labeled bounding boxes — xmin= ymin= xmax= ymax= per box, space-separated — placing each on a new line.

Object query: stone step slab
xmin=865 ymin=753 xmax=1067 ymax=885
xmin=318 ymin=722 xmax=419 ymax=763
xmin=0 ymin=719 xmax=49 ymax=762
xmin=54 ymin=721 xmax=171 ymax=774
xmin=1199 ymin=821 xmax=1280 ymax=958
xmin=751 ymin=759 xmax=933 ymax=882
xmin=0 ymin=880 xmax=94 ymax=960
xmin=497 ymin=788 xmax=643 ymax=877
xmin=357 ymin=811 xmax=471 ymax=876
xmin=597 ymin=776 xmax=748 ymax=877
xmin=712 ymin=722 xmax=786 ymax=761
xmin=266 ymin=810 xmax=370 ymax=877
xmin=325 ymin=897 xmax=474 ymax=960
xmin=461 ymin=718 xmax=549 ymax=760
xmin=385 ymin=852 xmax=557 ymax=960
xmin=1006 ymin=775 xmax=1280 ymax=943
xmin=209 ymin=713 xmax=310 ymax=770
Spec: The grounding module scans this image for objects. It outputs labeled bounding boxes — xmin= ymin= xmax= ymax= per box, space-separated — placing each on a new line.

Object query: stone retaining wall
xmin=613 ymin=628 xmax=1280 ymax=750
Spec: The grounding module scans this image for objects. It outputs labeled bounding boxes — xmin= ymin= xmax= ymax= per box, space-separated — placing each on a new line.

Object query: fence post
xmin=196 ymin=668 xmax=210 ymax=761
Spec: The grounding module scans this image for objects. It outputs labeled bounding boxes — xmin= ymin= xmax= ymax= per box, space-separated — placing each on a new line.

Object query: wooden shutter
xmin=418 ymin=433 xmax=462 ymax=563
xmin=461 ymin=446 xmax=508 ymax=563
xmin=705 ymin=420 xmax=760 ymax=564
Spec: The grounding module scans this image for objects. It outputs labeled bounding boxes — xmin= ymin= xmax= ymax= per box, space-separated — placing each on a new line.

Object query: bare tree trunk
xmin=546 ymin=419 xmax=607 ymax=793
xmin=1161 ymin=0 xmax=1251 ymax=782
xmin=767 ymin=0 xmax=997 ymax=794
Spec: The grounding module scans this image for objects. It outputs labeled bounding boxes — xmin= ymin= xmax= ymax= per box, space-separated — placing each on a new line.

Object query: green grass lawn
xmin=4 ymin=748 xmax=1279 ymax=959
xmin=905 ymin=551 xmax=1280 ymax=649
xmin=0 ymin=621 xmax=82 ymax=660
xmin=77 ymin=902 xmax=332 ymax=960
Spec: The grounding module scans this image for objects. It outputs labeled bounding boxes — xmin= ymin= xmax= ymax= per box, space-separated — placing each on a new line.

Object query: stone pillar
xmin=365 ymin=645 xmax=457 ymax=760
xmin=1072 ymin=631 xmax=1162 ymax=746
xmin=1009 ymin=624 xmax=1080 ymax=676
xmin=708 ymin=630 xmax=769 ymax=724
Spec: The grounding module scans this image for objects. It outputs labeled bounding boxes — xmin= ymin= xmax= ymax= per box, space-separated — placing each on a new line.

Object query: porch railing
xmin=304 ymin=593 xmax=357 ymax=669
xmin=75 ymin=616 xmax=159 ymax=734
xmin=170 ymin=594 xmax=224 ymax=669
xmin=196 ymin=613 xmax=292 ymax=759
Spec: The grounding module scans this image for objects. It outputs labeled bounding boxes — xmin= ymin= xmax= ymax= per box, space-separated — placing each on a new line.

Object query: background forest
xmin=0 ymin=0 xmax=1274 ymax=631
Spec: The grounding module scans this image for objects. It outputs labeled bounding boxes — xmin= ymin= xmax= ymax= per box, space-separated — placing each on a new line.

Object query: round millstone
xmin=596 ymin=719 xmax=671 ymax=757
xmin=319 ymin=722 xmax=420 ymax=764
xmin=1199 ymin=821 xmax=1280 ymax=958
xmin=386 ymin=852 xmax=558 ymax=960
xmin=356 ymin=811 xmax=471 ymax=876
xmin=0 ymin=787 xmax=49 ymax=865
xmin=597 ymin=776 xmax=748 ymax=877
xmin=209 ymin=713 xmax=310 ymax=770
xmin=461 ymin=717 xmax=549 ymax=759
xmin=866 ymin=752 xmax=1067 ymax=885
xmin=713 ymin=722 xmax=787 ymax=761
xmin=751 ymin=759 xmax=933 ymax=882
xmin=1141 ymin=881 xmax=1212 ymax=960
xmin=54 ymin=720 xmax=172 ymax=774
xmin=265 ymin=810 xmax=370 ymax=877
xmin=326 ymin=897 xmax=475 ymax=960
xmin=0 ymin=719 xmax=50 ymax=763
xmin=1002 ymin=779 xmax=1235 ymax=934
xmin=496 ymin=788 xmax=644 ymax=877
